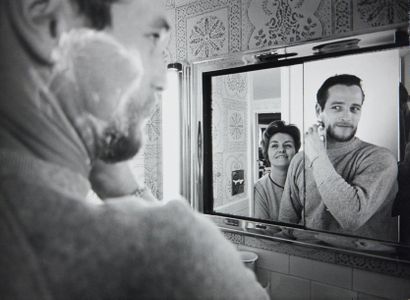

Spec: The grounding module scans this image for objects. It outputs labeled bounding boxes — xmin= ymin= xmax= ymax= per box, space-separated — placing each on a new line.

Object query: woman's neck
xmin=269 ymin=167 xmax=288 ymax=186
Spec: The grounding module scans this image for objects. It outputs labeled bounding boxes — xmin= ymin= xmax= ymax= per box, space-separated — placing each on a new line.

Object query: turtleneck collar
xmin=0 ymin=150 xmax=90 ymax=198
xmin=0 ymin=28 xmax=92 ymax=178
xmin=326 ymin=137 xmax=362 ymax=157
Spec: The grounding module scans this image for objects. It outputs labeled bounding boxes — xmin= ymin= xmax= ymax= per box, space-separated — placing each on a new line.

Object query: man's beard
xmin=327 ymin=124 xmax=357 ymax=142
xmin=99 ymin=119 xmax=143 ymax=163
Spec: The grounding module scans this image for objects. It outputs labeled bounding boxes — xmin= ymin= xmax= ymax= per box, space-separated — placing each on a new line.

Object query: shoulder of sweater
xmin=356 ymin=139 xmax=397 ymax=161
xmin=289 ymin=152 xmax=304 ymax=170
xmin=121 ymin=198 xmax=221 ymax=234
xmin=255 ymin=173 xmax=270 ymax=185
xmin=96 ymin=198 xmax=227 ymax=257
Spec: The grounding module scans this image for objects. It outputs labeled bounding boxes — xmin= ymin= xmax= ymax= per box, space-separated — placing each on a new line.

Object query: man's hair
xmin=316 ymin=74 xmax=365 ymax=110
xmin=71 ymin=0 xmax=120 ymax=30
xmin=261 ymin=120 xmax=301 ymax=164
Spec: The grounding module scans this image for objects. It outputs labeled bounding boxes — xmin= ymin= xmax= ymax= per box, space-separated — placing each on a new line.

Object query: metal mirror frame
xmin=183 ymin=29 xmax=410 ymax=274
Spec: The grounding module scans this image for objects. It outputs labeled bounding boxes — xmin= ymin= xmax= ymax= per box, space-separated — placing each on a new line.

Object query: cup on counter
xmin=239 ymin=251 xmax=258 ymax=273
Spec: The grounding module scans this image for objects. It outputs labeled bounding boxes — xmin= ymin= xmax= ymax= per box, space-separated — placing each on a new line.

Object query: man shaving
xmin=279 ymin=74 xmax=398 ymax=241
xmin=0 ymin=1 xmax=268 ymax=299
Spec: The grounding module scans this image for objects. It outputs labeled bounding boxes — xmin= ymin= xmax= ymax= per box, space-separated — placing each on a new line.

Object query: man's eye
xmin=351 ymin=107 xmax=361 ymax=113
xmin=332 ymin=106 xmax=341 ymax=111
xmin=145 ymin=32 xmax=161 ymax=44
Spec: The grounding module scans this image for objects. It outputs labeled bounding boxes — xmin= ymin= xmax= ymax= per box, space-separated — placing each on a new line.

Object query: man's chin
xmin=329 ymin=132 xmax=356 ymax=142
xmin=100 ymin=129 xmax=143 ymax=163
xmin=328 ymin=127 xmax=356 ymax=142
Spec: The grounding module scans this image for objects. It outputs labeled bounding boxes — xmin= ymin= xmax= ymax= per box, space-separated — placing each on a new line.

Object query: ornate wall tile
xmin=244 ymin=236 xmax=337 ymax=263
xmin=220 ymin=227 xmax=410 ymax=279
xmin=211 ymin=91 xmax=224 ymax=153
xmin=212 ymin=152 xmax=224 ymax=207
xmin=144 ymin=105 xmax=162 ymax=143
xmin=176 ymin=0 xmax=241 ymax=62
xmin=332 ymin=0 xmax=353 ymax=34
xmin=212 ymin=74 xmax=226 ymax=98
xmin=128 ymin=104 xmax=162 ymax=200
xmin=223 ymin=73 xmax=248 ymax=100
xmin=227 ymin=110 xmax=246 ymax=143
xmin=187 ymin=10 xmax=229 ymax=60
xmin=223 ymin=231 xmax=245 ymax=244
xmin=247 ymin=0 xmax=322 ymax=50
xmin=211 ymin=76 xmax=249 ymax=207
xmin=165 ymin=0 xmax=176 ymax=9
xmin=144 ymin=155 xmax=162 ymax=199
xmin=354 ymin=0 xmax=408 ymax=30
xmin=219 ymin=99 xmax=248 ymax=152
xmin=143 ymin=103 xmax=163 ymax=200
xmin=335 ymin=253 xmax=410 ymax=278
xmin=144 ymin=143 xmax=163 ymax=200
xmin=314 ymin=0 xmax=332 ymax=36
xmin=241 ymin=0 xmax=255 ymax=51
xmin=175 ymin=0 xmax=198 ymax=7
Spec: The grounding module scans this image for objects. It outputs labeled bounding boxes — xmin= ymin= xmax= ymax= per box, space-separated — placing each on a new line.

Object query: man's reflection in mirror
xmin=279 ymin=74 xmax=398 ymax=241
xmin=254 ymin=121 xmax=301 ymax=220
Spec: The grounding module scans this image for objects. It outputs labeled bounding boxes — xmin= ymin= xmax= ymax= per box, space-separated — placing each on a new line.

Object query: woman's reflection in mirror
xmin=279 ymin=74 xmax=399 ymax=242
xmin=254 ymin=120 xmax=301 ymax=220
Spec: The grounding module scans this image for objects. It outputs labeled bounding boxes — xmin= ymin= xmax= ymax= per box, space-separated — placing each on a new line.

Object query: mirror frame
xmin=185 ymin=28 xmax=410 ymax=273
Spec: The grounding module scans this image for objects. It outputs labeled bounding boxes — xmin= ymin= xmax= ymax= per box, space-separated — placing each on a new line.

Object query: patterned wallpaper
xmin=165 ymin=0 xmax=407 ymax=63
xmin=132 ymin=0 xmax=407 ymax=200
xmin=212 ymin=73 xmax=249 ymax=210
xmin=129 ymin=103 xmax=163 ymax=200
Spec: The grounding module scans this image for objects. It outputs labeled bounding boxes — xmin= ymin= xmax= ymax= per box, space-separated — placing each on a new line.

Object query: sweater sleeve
xmin=311 ymin=147 xmax=398 ymax=231
xmin=103 ymin=199 xmax=270 ymax=300
xmin=278 ymin=154 xmax=304 ymax=225
xmin=254 ymin=182 xmax=270 ymax=219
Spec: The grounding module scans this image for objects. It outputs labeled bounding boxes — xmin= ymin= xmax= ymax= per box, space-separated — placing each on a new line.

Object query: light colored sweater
xmin=254 ymin=173 xmax=284 ymax=220
xmin=0 ymin=151 xmax=269 ymax=300
xmin=279 ymin=137 xmax=398 ymax=241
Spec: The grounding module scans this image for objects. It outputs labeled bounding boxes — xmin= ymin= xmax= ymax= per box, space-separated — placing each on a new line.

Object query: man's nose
xmin=340 ymin=109 xmax=351 ymax=121
xmin=152 ymin=60 xmax=168 ymax=92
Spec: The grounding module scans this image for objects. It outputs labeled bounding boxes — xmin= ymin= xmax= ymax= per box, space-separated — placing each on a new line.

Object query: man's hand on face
xmin=89 ymin=160 xmax=157 ymax=202
xmin=304 ymin=123 xmax=327 ymax=164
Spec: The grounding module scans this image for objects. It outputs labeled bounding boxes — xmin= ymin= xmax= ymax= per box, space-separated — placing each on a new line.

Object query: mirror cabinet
xmin=185 ymin=29 xmax=410 ymax=264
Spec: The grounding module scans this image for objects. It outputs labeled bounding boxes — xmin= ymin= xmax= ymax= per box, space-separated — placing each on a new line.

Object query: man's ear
xmin=315 ymin=103 xmax=322 ymax=119
xmin=7 ymin=0 xmax=67 ymax=64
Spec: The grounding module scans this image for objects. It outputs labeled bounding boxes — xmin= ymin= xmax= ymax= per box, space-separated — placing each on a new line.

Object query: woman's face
xmin=267 ymin=133 xmax=296 ymax=170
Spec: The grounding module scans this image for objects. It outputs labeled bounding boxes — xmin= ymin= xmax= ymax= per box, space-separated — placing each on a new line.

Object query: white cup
xmin=239 ymin=251 xmax=258 ymax=272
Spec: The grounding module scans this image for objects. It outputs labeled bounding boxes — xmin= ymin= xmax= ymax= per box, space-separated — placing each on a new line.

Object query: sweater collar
xmin=326 ymin=137 xmax=362 ymax=156
xmin=0 ymin=150 xmax=90 ymax=199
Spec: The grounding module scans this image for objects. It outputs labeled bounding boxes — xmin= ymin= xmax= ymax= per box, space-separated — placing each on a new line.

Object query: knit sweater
xmin=279 ymin=137 xmax=398 ymax=241
xmin=254 ymin=173 xmax=284 ymax=220
xmin=0 ymin=151 xmax=268 ymax=300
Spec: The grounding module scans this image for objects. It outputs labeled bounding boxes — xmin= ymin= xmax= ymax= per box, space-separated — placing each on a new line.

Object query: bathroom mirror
xmin=193 ymin=30 xmax=410 ymax=257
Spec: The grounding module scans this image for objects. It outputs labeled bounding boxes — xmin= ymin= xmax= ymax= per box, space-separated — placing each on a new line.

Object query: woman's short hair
xmin=261 ymin=120 xmax=301 ymax=163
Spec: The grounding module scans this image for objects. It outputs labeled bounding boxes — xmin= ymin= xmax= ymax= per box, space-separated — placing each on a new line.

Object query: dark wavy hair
xmin=316 ymin=74 xmax=365 ymax=110
xmin=261 ymin=120 xmax=301 ymax=164
xmin=71 ymin=0 xmax=120 ymax=30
